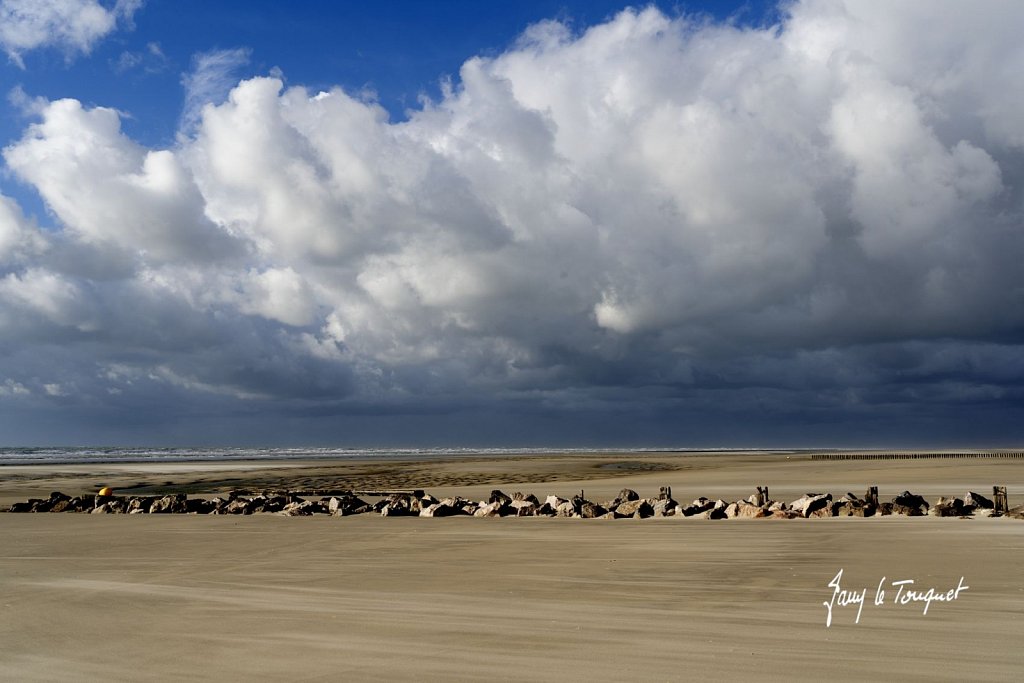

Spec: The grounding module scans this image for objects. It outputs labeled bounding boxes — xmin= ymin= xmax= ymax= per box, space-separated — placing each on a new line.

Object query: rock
xmin=223 ymin=498 xmax=251 ymax=515
xmin=652 ymin=498 xmax=677 ymax=517
xmin=91 ymin=503 xmax=112 ymax=514
xmin=839 ymin=492 xmax=862 ymax=504
xmin=473 ymin=501 xmax=506 ymax=517
xmin=509 ymin=499 xmax=537 ymax=517
xmin=379 ymin=494 xmax=414 ymax=517
xmin=835 ymin=500 xmax=873 ymax=517
xmin=878 ymin=502 xmax=894 ymax=516
xmin=537 ymin=495 xmax=566 ymax=516
xmin=420 ymin=503 xmax=462 ymax=517
xmin=578 ymin=502 xmax=608 ymax=519
xmin=280 ymin=500 xmax=323 ymax=516
xmin=555 ymin=500 xmax=576 ymax=517
xmin=964 ymin=491 xmax=994 ymax=509
xmin=808 ymin=501 xmax=837 ymax=518
xmin=49 ymin=498 xmax=77 ymax=513
xmin=789 ymin=493 xmax=832 ymax=518
xmin=725 ymin=502 xmax=740 ymax=518
xmin=890 ymin=491 xmax=929 ymax=516
xmin=730 ymin=501 xmax=767 ymax=519
xmin=694 ymin=507 xmax=726 ymax=520
xmin=149 ymin=493 xmax=188 ymax=514
xmin=186 ymin=498 xmax=217 ymax=514
xmin=326 ymin=495 xmax=370 ymax=516
xmin=930 ymin=497 xmax=968 ymax=517
xmin=679 ymin=498 xmax=716 ymax=517
xmin=615 ymin=499 xmax=654 ymax=518
xmin=489 ymin=490 xmax=512 ymax=506
xmin=126 ymin=497 xmax=153 ymax=514
xmin=615 ymin=488 xmax=640 ymax=504
xmin=511 ymin=492 xmax=540 ymax=506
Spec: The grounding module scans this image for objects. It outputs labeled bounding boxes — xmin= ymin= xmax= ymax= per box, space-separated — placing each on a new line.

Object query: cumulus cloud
xmin=1 ymin=0 xmax=1023 ymax=444
xmin=0 ymin=0 xmax=141 ymax=66
xmin=180 ymin=47 xmax=252 ymax=133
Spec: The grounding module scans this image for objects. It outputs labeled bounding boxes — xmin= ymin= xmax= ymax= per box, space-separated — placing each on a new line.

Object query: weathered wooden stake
xmin=659 ymin=486 xmax=672 ymax=501
xmin=993 ymin=486 xmax=1008 ymax=514
xmin=755 ymin=486 xmax=769 ymax=506
xmin=866 ymin=486 xmax=879 ymax=507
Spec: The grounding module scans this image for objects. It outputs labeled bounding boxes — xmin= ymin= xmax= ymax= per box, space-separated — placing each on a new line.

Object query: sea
xmin=0 ymin=446 xmax=740 ymax=466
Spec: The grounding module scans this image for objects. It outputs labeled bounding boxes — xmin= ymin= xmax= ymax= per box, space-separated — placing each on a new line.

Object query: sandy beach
xmin=2 ymin=451 xmax=1023 ymax=680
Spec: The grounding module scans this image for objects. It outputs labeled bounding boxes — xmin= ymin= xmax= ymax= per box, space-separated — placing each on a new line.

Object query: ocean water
xmin=0 ymin=446 xmax=729 ymax=466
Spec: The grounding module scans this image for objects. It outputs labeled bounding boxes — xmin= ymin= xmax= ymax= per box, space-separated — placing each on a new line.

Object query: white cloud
xmin=180 ymin=47 xmax=252 ymax=133
xmin=1 ymin=1 xmax=1023 ymax=442
xmin=3 ymin=98 xmax=237 ymax=262
xmin=0 ymin=193 xmax=47 ymax=263
xmin=0 ymin=0 xmax=141 ymax=66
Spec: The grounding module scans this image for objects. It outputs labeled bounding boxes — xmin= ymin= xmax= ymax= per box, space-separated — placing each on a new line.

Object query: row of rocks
xmin=6 ymin=490 xmax=374 ymax=516
xmin=7 ymin=487 xmax=1021 ymax=519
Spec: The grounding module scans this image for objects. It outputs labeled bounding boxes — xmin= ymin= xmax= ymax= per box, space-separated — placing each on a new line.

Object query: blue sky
xmin=1 ymin=1 xmax=1022 ymax=447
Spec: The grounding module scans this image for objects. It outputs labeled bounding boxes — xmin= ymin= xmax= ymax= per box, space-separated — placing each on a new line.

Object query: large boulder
xmin=930 ymin=497 xmax=968 ymax=517
xmin=378 ymin=494 xmax=414 ymax=517
xmin=537 ymin=495 xmax=566 ymax=516
xmin=614 ymin=488 xmax=640 ymax=504
xmin=223 ymin=498 xmax=251 ymax=515
xmin=729 ymin=501 xmax=768 ymax=519
xmin=808 ymin=501 xmax=837 ymax=518
xmin=615 ymin=499 xmax=655 ymax=518
xmin=652 ymin=498 xmax=677 ymax=517
xmin=473 ymin=501 xmax=506 ymax=517
xmin=891 ymin=491 xmax=929 ymax=516
xmin=679 ymin=497 xmax=716 ymax=517
xmin=186 ymin=498 xmax=217 ymax=514
xmin=964 ymin=491 xmax=994 ymax=510
xmin=509 ymin=499 xmax=537 ymax=517
xmin=578 ymin=501 xmax=608 ymax=519
xmin=555 ymin=500 xmax=576 ymax=517
xmin=511 ymin=492 xmax=539 ymax=505
xmin=280 ymin=500 xmax=325 ymax=516
xmin=327 ymin=495 xmax=370 ymax=516
xmin=489 ymin=490 xmax=512 ymax=506
xmin=150 ymin=493 xmax=188 ymax=514
xmin=789 ymin=493 xmax=832 ymax=518
xmin=420 ymin=503 xmax=461 ymax=517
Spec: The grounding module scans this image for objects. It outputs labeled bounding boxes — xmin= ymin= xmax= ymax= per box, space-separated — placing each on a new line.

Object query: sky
xmin=0 ymin=0 xmax=1022 ymax=448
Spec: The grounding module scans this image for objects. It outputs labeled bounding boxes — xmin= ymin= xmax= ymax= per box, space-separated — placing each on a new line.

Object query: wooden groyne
xmin=809 ymin=452 xmax=1024 ymax=461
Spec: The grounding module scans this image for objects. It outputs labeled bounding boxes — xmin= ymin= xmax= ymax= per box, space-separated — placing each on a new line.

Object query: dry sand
xmin=2 ymin=451 xmax=1022 ymax=680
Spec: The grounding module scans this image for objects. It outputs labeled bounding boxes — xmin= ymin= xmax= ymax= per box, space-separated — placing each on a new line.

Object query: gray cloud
xmin=2 ymin=1 xmax=1023 ymax=445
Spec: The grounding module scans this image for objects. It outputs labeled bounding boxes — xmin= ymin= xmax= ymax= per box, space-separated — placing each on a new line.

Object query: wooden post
xmin=755 ymin=486 xmax=769 ymax=506
xmin=659 ymin=486 xmax=672 ymax=501
xmin=866 ymin=486 xmax=879 ymax=508
xmin=993 ymin=486 xmax=1008 ymax=514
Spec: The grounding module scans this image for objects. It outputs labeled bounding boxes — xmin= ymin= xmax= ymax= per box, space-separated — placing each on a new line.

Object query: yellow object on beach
xmin=98 ymin=487 xmax=113 ymax=497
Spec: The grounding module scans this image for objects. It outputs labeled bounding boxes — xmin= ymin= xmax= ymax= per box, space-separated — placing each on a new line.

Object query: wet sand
xmin=2 ymin=451 xmax=1023 ymax=680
